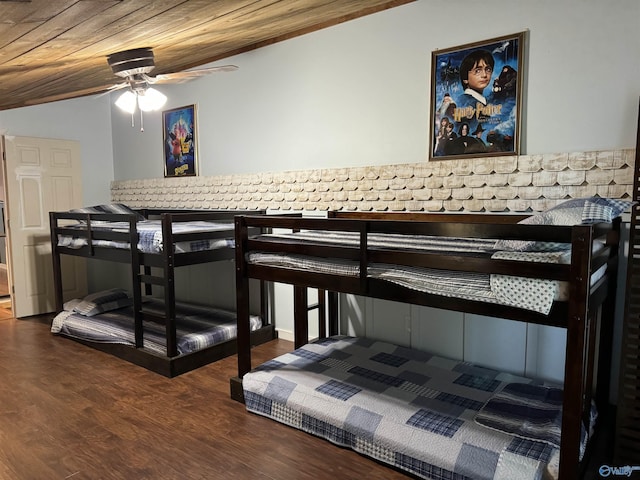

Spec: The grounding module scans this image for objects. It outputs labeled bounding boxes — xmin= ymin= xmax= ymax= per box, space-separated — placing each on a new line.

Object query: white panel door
xmin=4 ymin=136 xmax=86 ymax=318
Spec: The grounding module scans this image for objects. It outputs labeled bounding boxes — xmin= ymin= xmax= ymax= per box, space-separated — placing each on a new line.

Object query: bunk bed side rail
xmin=143 ymin=208 xmax=266 ymax=221
xmin=241 ymin=213 xmax=579 ymax=242
xmin=329 ymin=210 xmax=532 ymax=223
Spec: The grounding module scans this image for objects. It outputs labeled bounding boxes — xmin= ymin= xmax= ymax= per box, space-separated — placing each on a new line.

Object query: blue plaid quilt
xmin=243 ymin=336 xmax=580 ymax=480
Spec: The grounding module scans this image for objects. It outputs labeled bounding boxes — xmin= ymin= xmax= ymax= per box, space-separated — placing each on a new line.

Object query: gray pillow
xmin=72 ymin=288 xmax=133 ymax=316
xmin=70 ymin=203 xmax=145 ymax=221
xmin=494 ymin=197 xmax=634 ymax=251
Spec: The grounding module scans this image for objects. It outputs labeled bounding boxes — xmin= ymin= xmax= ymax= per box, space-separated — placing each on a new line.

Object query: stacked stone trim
xmin=111 ymin=149 xmax=634 ymax=212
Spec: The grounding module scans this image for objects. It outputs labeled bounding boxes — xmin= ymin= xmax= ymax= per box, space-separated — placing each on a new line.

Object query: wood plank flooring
xmin=0 ymin=316 xmax=413 ymax=480
xmin=0 ymin=315 xmax=614 ymax=480
xmin=0 ymin=304 xmax=13 ymax=320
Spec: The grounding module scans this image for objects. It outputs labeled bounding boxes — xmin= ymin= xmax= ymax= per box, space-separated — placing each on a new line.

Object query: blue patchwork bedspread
xmin=243 ymin=336 xmax=583 ymax=480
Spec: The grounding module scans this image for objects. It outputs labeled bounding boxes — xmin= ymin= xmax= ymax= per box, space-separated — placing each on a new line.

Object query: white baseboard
xmin=276 ymin=328 xmax=294 ymax=342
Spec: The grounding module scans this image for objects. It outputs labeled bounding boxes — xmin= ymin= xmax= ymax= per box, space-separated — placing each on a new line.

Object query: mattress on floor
xmin=52 ymin=298 xmax=262 ymax=356
xmin=243 ymin=336 xmax=591 ymax=480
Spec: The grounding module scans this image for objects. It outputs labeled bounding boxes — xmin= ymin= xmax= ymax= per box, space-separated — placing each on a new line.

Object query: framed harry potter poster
xmin=163 ymin=104 xmax=198 ymax=177
xmin=429 ymin=32 xmax=525 ymax=160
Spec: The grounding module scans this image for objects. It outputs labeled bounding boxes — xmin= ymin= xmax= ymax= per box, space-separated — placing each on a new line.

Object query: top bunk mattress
xmin=57 ymin=220 xmax=235 ymax=254
xmin=247 ymin=231 xmax=607 ymax=315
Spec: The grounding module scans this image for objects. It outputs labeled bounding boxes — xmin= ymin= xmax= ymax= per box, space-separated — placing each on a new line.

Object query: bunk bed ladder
xmin=615 ymin=99 xmax=640 ymax=464
xmin=130 ymin=214 xmax=179 ymax=357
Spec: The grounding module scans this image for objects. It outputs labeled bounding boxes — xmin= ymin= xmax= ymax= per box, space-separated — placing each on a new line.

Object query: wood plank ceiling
xmin=0 ymin=0 xmax=414 ymax=111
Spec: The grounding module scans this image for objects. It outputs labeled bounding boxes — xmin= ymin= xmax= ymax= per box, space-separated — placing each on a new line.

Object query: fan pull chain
xmin=130 ymin=111 xmax=134 ymax=128
xmin=140 ymin=109 xmax=144 ymax=132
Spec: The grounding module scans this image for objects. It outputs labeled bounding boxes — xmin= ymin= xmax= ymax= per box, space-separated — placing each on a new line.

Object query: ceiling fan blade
xmin=94 ymin=82 xmax=130 ymax=98
xmin=107 ymin=82 xmax=130 ymax=91
xmin=147 ymin=65 xmax=238 ymax=84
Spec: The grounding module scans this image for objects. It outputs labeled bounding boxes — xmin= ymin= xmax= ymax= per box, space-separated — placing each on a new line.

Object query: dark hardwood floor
xmin=0 ymin=316 xmax=413 ymax=480
xmin=0 ymin=315 xmax=616 ymax=480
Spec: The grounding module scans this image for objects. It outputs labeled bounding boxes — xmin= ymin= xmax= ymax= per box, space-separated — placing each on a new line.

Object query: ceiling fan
xmin=106 ymin=47 xmax=237 ymax=130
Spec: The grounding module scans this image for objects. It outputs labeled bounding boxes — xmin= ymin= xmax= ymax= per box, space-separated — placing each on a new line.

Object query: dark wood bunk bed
xmin=230 ymin=205 xmax=623 ymax=480
xmin=49 ymin=207 xmax=275 ymax=377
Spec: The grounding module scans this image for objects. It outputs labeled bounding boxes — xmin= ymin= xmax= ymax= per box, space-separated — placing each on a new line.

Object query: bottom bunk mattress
xmin=242 ymin=336 xmax=591 ymax=480
xmin=51 ymin=298 xmax=263 ymax=357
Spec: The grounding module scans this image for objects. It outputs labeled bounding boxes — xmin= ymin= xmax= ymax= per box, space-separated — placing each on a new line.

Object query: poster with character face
xmin=163 ymin=104 xmax=198 ymax=177
xmin=429 ymin=32 xmax=525 ymax=160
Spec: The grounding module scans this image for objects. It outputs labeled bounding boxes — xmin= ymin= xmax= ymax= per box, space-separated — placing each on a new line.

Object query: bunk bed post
xmin=582 ymin=308 xmax=598 ymax=424
xmin=322 ymin=211 xmax=341 ymax=337
xmin=359 ymin=222 xmax=369 ymax=291
xmin=596 ymin=217 xmax=620 ymax=409
xmin=260 ymin=280 xmax=268 ymax=331
xmin=49 ymin=212 xmax=64 ymax=312
xmin=161 ymin=213 xmax=178 ymax=357
xmin=293 ymin=286 xmax=309 ymax=349
xmin=317 ymin=289 xmax=327 ymax=338
xmin=235 ymin=216 xmax=252 ymax=378
xmin=128 ymin=214 xmax=144 ymax=349
xmin=328 ymin=291 xmax=339 ymax=336
xmin=559 ymin=224 xmax=593 ymax=480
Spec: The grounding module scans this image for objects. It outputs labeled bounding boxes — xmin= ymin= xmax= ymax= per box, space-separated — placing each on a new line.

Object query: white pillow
xmin=62 ymin=298 xmax=82 ymax=312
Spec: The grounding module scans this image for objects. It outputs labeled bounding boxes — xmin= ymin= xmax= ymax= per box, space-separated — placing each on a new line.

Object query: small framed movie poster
xmin=163 ymin=104 xmax=198 ymax=177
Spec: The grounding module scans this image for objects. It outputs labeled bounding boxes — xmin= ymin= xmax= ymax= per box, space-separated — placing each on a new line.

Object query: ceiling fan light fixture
xmin=137 ymin=87 xmax=167 ymax=112
xmin=115 ymin=90 xmax=137 ymax=113
xmin=107 ymin=46 xmax=236 ymax=121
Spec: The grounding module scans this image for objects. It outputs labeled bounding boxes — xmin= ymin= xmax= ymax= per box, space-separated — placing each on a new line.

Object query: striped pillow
xmin=581 ymin=198 xmax=633 ymax=223
xmin=73 ymin=288 xmax=133 ymax=316
xmin=70 ymin=203 xmax=145 ymax=221
xmin=495 ymin=197 xmax=634 ymax=251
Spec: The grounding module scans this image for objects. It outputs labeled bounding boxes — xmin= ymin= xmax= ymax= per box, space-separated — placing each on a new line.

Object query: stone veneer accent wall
xmin=111 ymin=149 xmax=635 ymax=213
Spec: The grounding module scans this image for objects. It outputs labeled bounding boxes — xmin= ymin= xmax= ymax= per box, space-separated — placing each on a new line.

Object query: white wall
xmin=0 ymin=0 xmax=636 ymax=385
xmin=0 ymin=95 xmax=114 ymax=206
xmin=0 ymin=96 xmax=116 ymax=290
xmin=111 ymin=0 xmax=640 ymax=180
xmin=0 ymin=1 xmax=637 ymax=228
xmin=107 ymin=0 xmax=640 ymax=385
